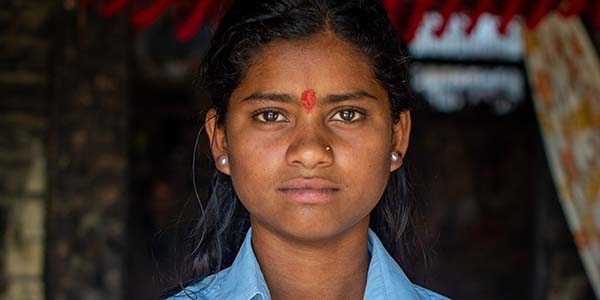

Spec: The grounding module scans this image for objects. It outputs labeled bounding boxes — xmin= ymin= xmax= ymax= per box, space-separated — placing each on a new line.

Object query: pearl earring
xmin=391 ymin=152 xmax=400 ymax=162
xmin=218 ymin=155 xmax=228 ymax=166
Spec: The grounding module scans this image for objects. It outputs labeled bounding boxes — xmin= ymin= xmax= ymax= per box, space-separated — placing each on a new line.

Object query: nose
xmin=285 ymin=123 xmax=333 ymax=169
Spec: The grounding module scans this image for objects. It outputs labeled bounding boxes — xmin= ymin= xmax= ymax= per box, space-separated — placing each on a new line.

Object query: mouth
xmin=277 ymin=178 xmax=341 ymax=204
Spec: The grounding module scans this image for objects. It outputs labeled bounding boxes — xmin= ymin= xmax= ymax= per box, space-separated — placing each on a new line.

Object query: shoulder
xmin=366 ymin=230 xmax=450 ymax=300
xmin=165 ymin=270 xmax=229 ymax=300
xmin=167 ymin=229 xmax=269 ymax=300
xmin=413 ymin=284 xmax=451 ymax=300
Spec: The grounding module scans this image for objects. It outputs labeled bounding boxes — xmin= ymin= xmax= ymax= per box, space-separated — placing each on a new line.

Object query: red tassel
xmin=465 ymin=0 xmax=493 ymax=35
xmin=404 ymin=0 xmax=435 ymax=42
xmin=175 ymin=0 xmax=217 ymax=42
xmin=497 ymin=0 xmax=522 ymax=34
xmin=100 ymin=0 xmax=130 ymax=17
xmin=208 ymin=0 xmax=230 ymax=30
xmin=525 ymin=0 xmax=553 ymax=28
xmin=595 ymin=1 xmax=600 ymax=29
xmin=132 ymin=0 xmax=172 ymax=29
xmin=383 ymin=0 xmax=403 ymax=29
xmin=434 ymin=0 xmax=461 ymax=37
xmin=559 ymin=0 xmax=587 ymax=17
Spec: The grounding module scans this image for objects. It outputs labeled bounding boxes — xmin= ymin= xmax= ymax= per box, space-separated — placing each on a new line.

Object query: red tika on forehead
xmin=301 ymin=89 xmax=317 ymax=112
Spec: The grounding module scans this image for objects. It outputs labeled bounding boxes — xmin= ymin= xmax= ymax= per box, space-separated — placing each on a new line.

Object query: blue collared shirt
xmin=169 ymin=229 xmax=449 ymax=299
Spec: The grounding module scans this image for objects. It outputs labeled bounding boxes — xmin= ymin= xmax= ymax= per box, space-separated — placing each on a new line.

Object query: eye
xmin=253 ymin=109 xmax=288 ymax=123
xmin=331 ymin=108 xmax=365 ymax=123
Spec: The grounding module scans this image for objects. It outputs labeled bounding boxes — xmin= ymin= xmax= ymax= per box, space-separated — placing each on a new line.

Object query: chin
xmin=266 ymin=218 xmax=369 ymax=244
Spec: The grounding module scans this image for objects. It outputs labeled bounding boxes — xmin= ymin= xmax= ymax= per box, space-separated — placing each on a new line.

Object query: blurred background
xmin=2 ymin=0 xmax=600 ymax=299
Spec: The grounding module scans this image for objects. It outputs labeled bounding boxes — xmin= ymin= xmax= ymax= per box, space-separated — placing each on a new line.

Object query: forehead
xmin=235 ymin=32 xmax=382 ymax=95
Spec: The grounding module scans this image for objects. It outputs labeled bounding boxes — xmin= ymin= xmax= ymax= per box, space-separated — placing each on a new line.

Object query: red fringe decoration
xmin=383 ymin=0 xmax=404 ymax=31
xmin=595 ymin=1 xmax=600 ymax=29
xmin=559 ymin=0 xmax=587 ymax=17
xmin=101 ymin=0 xmax=130 ymax=16
xmin=466 ymin=0 xmax=493 ymax=35
xmin=498 ymin=0 xmax=522 ymax=34
xmin=435 ymin=0 xmax=461 ymax=37
xmin=86 ymin=0 xmax=600 ymax=42
xmin=175 ymin=0 xmax=218 ymax=42
xmin=132 ymin=0 xmax=172 ymax=29
xmin=526 ymin=0 xmax=554 ymax=28
xmin=404 ymin=0 xmax=435 ymax=41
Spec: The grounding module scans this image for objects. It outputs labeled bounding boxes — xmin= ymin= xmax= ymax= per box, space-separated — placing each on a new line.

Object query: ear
xmin=390 ymin=110 xmax=411 ymax=172
xmin=205 ymin=108 xmax=230 ymax=175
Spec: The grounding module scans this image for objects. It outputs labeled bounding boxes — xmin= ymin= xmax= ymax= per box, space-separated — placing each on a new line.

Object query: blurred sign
xmin=409 ymin=12 xmax=523 ymax=61
xmin=523 ymin=13 xmax=600 ymax=297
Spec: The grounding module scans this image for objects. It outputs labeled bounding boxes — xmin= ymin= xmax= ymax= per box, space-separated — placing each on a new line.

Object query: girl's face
xmin=206 ymin=32 xmax=411 ymax=242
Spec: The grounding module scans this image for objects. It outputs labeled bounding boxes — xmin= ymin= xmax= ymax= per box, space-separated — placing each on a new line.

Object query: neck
xmin=251 ymin=219 xmax=371 ymax=300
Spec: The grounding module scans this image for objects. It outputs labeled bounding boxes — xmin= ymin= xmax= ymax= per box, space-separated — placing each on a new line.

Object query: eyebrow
xmin=323 ymin=91 xmax=378 ymax=103
xmin=241 ymin=90 xmax=379 ymax=104
xmin=242 ymin=92 xmax=294 ymax=103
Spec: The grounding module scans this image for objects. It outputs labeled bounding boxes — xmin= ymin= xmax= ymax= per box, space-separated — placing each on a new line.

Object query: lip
xmin=277 ymin=177 xmax=341 ymax=204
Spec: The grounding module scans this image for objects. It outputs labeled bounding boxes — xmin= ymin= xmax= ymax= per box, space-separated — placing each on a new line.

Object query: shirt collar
xmin=364 ymin=229 xmax=422 ymax=299
xmin=215 ymin=228 xmax=271 ymax=300
xmin=192 ymin=228 xmax=424 ymax=300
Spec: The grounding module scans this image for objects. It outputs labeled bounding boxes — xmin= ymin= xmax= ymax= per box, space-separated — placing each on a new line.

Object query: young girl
xmin=168 ymin=0 xmax=448 ymax=299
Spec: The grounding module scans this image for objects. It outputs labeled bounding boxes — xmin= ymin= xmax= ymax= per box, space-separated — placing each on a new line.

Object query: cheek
xmin=345 ymin=129 xmax=392 ymax=163
xmin=346 ymin=134 xmax=392 ymax=189
xmin=228 ymin=145 xmax=271 ymax=182
xmin=228 ymin=130 xmax=283 ymax=168
xmin=226 ymin=133 xmax=283 ymax=198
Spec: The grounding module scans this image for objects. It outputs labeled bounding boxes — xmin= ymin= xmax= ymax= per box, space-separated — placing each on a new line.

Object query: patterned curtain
xmin=523 ymin=13 xmax=600 ymax=298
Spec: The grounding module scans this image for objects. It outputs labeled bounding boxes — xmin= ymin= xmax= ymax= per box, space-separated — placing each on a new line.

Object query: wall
xmin=0 ymin=1 xmax=54 ymax=299
xmin=45 ymin=2 xmax=131 ymax=299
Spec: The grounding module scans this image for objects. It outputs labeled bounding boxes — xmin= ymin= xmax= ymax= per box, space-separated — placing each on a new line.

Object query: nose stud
xmin=325 ymin=145 xmax=332 ymax=152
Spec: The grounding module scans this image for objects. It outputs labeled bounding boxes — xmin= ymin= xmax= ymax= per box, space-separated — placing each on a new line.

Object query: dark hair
xmin=173 ymin=0 xmax=422 ymax=295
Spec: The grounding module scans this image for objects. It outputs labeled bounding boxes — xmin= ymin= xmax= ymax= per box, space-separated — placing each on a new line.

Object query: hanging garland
xmin=83 ymin=0 xmax=600 ymax=42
